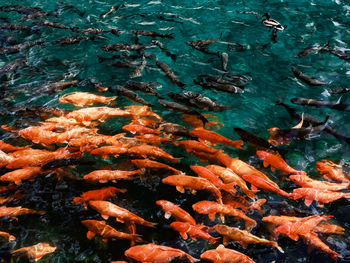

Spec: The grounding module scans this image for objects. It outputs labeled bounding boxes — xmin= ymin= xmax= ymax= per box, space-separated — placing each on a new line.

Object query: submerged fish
xmin=124 ymin=81 xmax=163 ymax=98
xmin=156 ymin=60 xmax=185 ymax=88
xmin=112 ymin=85 xmax=152 ymax=106
xmin=291 ymin=67 xmax=330 ymax=86
xmin=201 ymin=244 xmax=255 ymax=263
xmin=11 ymin=243 xmax=56 ymax=262
xmin=131 ymin=30 xmax=174 ymax=39
xmin=291 ymin=97 xmax=350 ymax=112
xmin=0 ymin=41 xmax=43 ymax=55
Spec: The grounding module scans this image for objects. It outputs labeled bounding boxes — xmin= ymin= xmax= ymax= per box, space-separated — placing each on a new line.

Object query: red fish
xmin=125 ymin=243 xmax=199 ymax=263
xmin=189 ymin=127 xmax=243 ymax=149
xmin=289 ymin=174 xmax=349 ymax=191
xmin=90 ymin=146 xmax=128 ymax=158
xmin=128 ymin=145 xmax=181 ymax=162
xmin=122 ymin=124 xmax=159 ymax=134
xmin=222 ymin=192 xmax=266 ymax=215
xmin=315 ymin=160 xmax=349 ymax=183
xmin=200 ymin=244 xmax=255 ymax=263
xmin=0 ymin=140 xmax=29 ymax=152
xmin=170 ymin=222 xmax=218 ymax=244
xmin=135 ymin=134 xmax=172 ymax=145
xmin=291 ymin=188 xmax=350 ymax=207
xmin=176 ymin=140 xmax=220 ymax=154
xmin=59 ymin=92 xmax=117 ymax=106
xmin=0 ymin=206 xmax=45 ymax=219
xmin=125 ymin=105 xmax=162 ymax=121
xmin=0 ymin=231 xmax=15 ymax=242
xmin=66 ymin=107 xmax=131 ymax=122
xmin=11 ymin=243 xmax=56 ymax=262
xmin=156 ymin=200 xmax=196 ymax=225
xmin=0 ymin=167 xmax=41 ymax=185
xmin=83 ymin=169 xmax=140 ymax=183
xmin=313 ymin=223 xmax=345 ymax=234
xmin=131 ymin=159 xmax=182 ymax=174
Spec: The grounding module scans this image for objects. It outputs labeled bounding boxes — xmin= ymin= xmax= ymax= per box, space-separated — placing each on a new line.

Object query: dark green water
xmin=0 ymin=0 xmax=350 ymax=262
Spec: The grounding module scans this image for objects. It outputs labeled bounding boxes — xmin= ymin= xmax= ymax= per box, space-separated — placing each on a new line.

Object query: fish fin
xmin=191 ymin=236 xmax=198 ymax=241
xmin=164 ymin=212 xmax=171 ymax=219
xmin=220 ymin=213 xmax=225 ymax=223
xmin=14 ymin=180 xmax=21 ymax=185
xmin=263 ymin=160 xmax=269 ymax=168
xmin=293 ymin=113 xmax=304 ymax=128
xmin=270 ymin=166 xmax=276 ymax=172
xmin=176 ymin=186 xmax=185 ymax=193
xmin=223 ymin=236 xmax=230 ymax=245
xmin=304 ymin=198 xmax=313 ymax=206
xmin=239 ymin=241 xmax=248 ymax=249
xmin=288 ymin=234 xmax=299 ymax=241
xmin=317 ymin=202 xmax=324 ymax=208
xmin=251 ymin=185 xmax=258 ymax=191
xmin=180 ymin=232 xmax=188 ymax=240
xmin=101 ymin=214 xmax=109 ymax=220
xmin=208 ymin=213 xmax=216 ymax=221
xmin=191 ymin=190 xmax=197 ymax=195
xmin=99 ymin=180 xmax=107 ymax=183
xmin=86 ymin=231 xmax=95 ymax=239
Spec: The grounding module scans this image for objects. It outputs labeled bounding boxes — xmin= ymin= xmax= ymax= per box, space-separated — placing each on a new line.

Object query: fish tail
xmin=271 ymin=241 xmax=284 ymax=253
xmin=186 ymin=255 xmax=200 ymax=263
xmin=37 ymin=210 xmax=46 ymax=215
xmin=228 ymin=140 xmax=243 ymax=149
xmin=143 ymin=221 xmax=157 ymax=228
xmin=209 ymin=236 xmax=220 ymax=244
xmin=132 ymin=234 xmax=143 ymax=243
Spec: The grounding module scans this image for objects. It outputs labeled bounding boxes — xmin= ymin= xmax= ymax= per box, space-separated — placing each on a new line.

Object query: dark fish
xmin=57 ymin=2 xmax=85 ymax=17
xmin=0 ymin=41 xmax=43 ymax=55
xmin=291 ymin=66 xmax=330 ymax=86
xmin=224 ymin=41 xmax=270 ymax=52
xmin=187 ymin=38 xmax=219 ymax=47
xmin=32 ymin=20 xmax=77 ymax=31
xmin=124 ymin=81 xmax=163 ymax=98
xmin=0 ymin=24 xmax=32 ymax=31
xmin=130 ymin=55 xmax=147 ymax=78
xmin=189 ymin=45 xmax=219 ymax=56
xmin=35 ymin=80 xmax=79 ymax=94
xmin=194 ymin=78 xmax=243 ymax=94
xmin=156 ymin=60 xmax=185 ymax=88
xmin=51 ymin=36 xmax=91 ymax=46
xmin=291 ymin=97 xmax=350 ymax=112
xmin=80 ymin=27 xmax=119 ymax=36
xmin=5 ymin=105 xmax=68 ymax=117
xmin=88 ymin=78 xmax=109 ymax=92
xmin=109 ymin=60 xmax=136 ymax=69
xmin=221 ymin=52 xmax=228 ymax=72
xmin=158 ymin=122 xmax=193 ymax=138
xmin=152 ymin=40 xmax=177 ymax=60
xmin=131 ymin=30 xmax=174 ymax=39
xmin=100 ymin=4 xmax=124 ymax=19
xmin=20 ymin=10 xmax=58 ymax=20
xmin=328 ymin=87 xmax=350 ymax=94
xmin=199 ymin=74 xmax=248 ymax=87
xmin=295 ymin=43 xmax=329 ymax=57
xmin=101 ymin=44 xmax=145 ymax=52
xmin=0 ymin=16 xmax=10 ymax=23
xmin=41 ymin=158 xmax=89 ymax=170
xmin=0 ymin=58 xmax=26 ymax=79
xmin=0 ymin=5 xmax=42 ymax=15
xmin=329 ymin=49 xmax=350 ymax=62
xmin=158 ymin=99 xmax=208 ymax=125
xmin=112 ymin=85 xmax=152 ymax=106
xmin=98 ymin=53 xmax=141 ymax=63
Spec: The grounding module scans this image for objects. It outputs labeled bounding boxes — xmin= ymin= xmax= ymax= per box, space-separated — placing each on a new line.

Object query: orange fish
xmin=125 ymin=105 xmax=162 ymax=121
xmin=11 ymin=243 xmax=56 ymax=262
xmin=59 ymin=92 xmax=117 ymax=106
xmin=0 ymin=231 xmax=15 ymax=242
xmin=200 ymin=244 xmax=255 ymax=263
xmin=214 ymin=225 xmax=283 ymax=252
xmin=0 ymin=140 xmax=29 ymax=153
xmin=0 ymin=184 xmax=17 ymax=194
xmin=256 ymin=150 xmax=306 ymax=175
xmin=88 ymin=200 xmax=156 ymax=227
xmin=0 ymin=167 xmax=41 ymax=185
xmin=135 ymin=134 xmax=172 ymax=145
xmin=170 ymin=222 xmax=218 ymax=244
xmin=190 ymin=165 xmax=236 ymax=194
xmin=192 ymin=201 xmax=257 ymax=230
xmin=0 ymin=150 xmax=15 ymax=168
xmin=189 ymin=127 xmax=243 ymax=149
xmin=222 ymin=192 xmax=266 ymax=215
xmin=176 ymin=140 xmax=220 ymax=154
xmin=0 ymin=206 xmax=45 ymax=219
xmin=128 ymin=145 xmax=181 ymax=162
xmin=242 ymin=174 xmax=291 ymax=198
xmin=122 ymin=124 xmax=159 ymax=134
xmin=262 ymin=215 xmax=317 ymax=226
xmin=131 ymin=159 xmax=182 ymax=174
xmin=131 ymin=118 xmax=159 ymax=128
xmin=83 ymin=169 xmax=140 ymax=183
xmin=90 ymin=146 xmax=128 ymax=159
xmin=0 ymin=191 xmax=25 ymax=205
xmin=66 ymin=107 xmax=131 ymax=122
xmin=315 ymin=160 xmax=349 ymax=183
xmin=181 ymin=114 xmax=224 ymax=129
xmin=125 ymin=243 xmax=199 ymax=263
xmin=313 ymin=223 xmax=345 ymax=234
xmin=291 ymin=188 xmax=350 ymax=207
xmin=162 ymin=175 xmax=223 ymax=204
xmin=301 ymin=232 xmax=341 ymax=260
xmin=72 ymin=187 xmax=126 ymax=209
xmin=156 ymin=200 xmax=196 ymax=225
xmin=289 ymin=174 xmax=349 ymax=191
xmin=81 ymin=220 xmax=142 ymax=243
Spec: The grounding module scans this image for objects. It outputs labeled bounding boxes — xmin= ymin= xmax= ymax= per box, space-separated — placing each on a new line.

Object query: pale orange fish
xmin=0 ymin=150 xmax=15 ymax=168
xmin=131 ymin=159 xmax=182 ymax=174
xmin=45 ymin=116 xmax=93 ymax=127
xmin=301 ymin=232 xmax=341 ymax=260
xmin=69 ymin=134 xmax=126 ymax=152
xmin=135 ymin=134 xmax=172 ymax=145
xmin=214 ymin=224 xmax=283 ymax=252
xmin=315 ymin=160 xmax=349 ymax=183
xmin=156 ymin=200 xmax=196 ymax=225
xmin=88 ymin=200 xmax=156 ymax=227
xmin=124 ymin=105 xmax=162 ymax=121
xmin=189 ymin=127 xmax=243 ymax=149
xmin=162 ymin=175 xmax=223 ymax=204
xmin=170 ymin=222 xmax=218 ymax=244
xmin=0 ymin=231 xmax=15 ymax=242
xmin=176 ymin=140 xmax=220 ymax=154
xmin=125 ymin=243 xmax=199 ymax=263
xmin=11 ymin=243 xmax=56 ymax=262
xmin=131 ymin=118 xmax=160 ymax=128
xmin=128 ymin=145 xmax=181 ymax=162
xmin=200 ymin=244 xmax=255 ymax=263
xmin=59 ymin=92 xmax=117 ymax=106
xmin=0 ymin=206 xmax=45 ymax=219
xmin=313 ymin=223 xmax=345 ymax=234
xmin=192 ymin=201 xmax=256 ymax=230
xmin=0 ymin=167 xmax=41 ymax=185
xmin=0 ymin=140 xmax=30 ymax=152
xmin=66 ymin=107 xmax=131 ymax=122
xmin=256 ymin=150 xmax=306 ymax=174
xmin=289 ymin=174 xmax=349 ymax=191
xmin=83 ymin=169 xmax=141 ymax=183
xmin=81 ymin=220 xmax=142 ymax=243
xmin=122 ymin=124 xmax=159 ymax=134
xmin=291 ymin=188 xmax=350 ymax=207
xmin=262 ymin=215 xmax=317 ymax=226
xmin=72 ymin=187 xmax=126 ymax=209
xmin=90 ymin=146 xmax=128 ymax=158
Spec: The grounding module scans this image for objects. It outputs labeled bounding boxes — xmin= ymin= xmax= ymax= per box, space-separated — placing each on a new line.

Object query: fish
xmin=301 ymin=232 xmax=341 ymax=260
xmin=0 ymin=41 xmax=43 ymax=55
xmin=0 ymin=5 xmax=42 ymax=15
xmin=158 ymin=99 xmax=208 ymax=125
xmin=32 ymin=20 xmax=77 ymax=31
xmin=222 ymin=193 xmax=266 ymax=215
xmin=262 ymin=215 xmax=318 ymax=226
xmin=194 ymin=77 xmax=244 ymax=94
xmin=152 ymin=40 xmax=177 ymax=60
xmin=72 ymin=187 xmax=126 ymax=209
xmin=35 ymin=80 xmax=79 ymax=94
xmin=170 ymin=222 xmax=218 ymax=243
xmin=177 ymin=140 xmax=219 ymax=154
xmin=0 ymin=231 xmax=15 ymax=242
xmin=112 ymin=85 xmax=152 ymax=106
xmin=200 ymin=244 xmax=255 ymax=263
xmin=51 ymin=36 xmax=92 ymax=46
xmin=328 ymin=47 xmax=350 ymax=62
xmin=0 ymin=167 xmax=41 ymax=185
xmin=132 ymin=159 xmax=181 ymax=174
xmin=135 ymin=134 xmax=172 ymax=145
xmin=291 ymin=188 xmax=350 ymax=207
xmin=156 ymin=200 xmax=196 ymax=225
xmin=162 ymin=175 xmax=223 ymax=204
xmin=181 ymin=114 xmax=224 ymax=129
xmin=291 ymin=67 xmax=331 ymax=86
xmin=221 ymin=52 xmax=228 ymax=71
xmin=131 ymin=30 xmax=174 ymax=39
xmin=125 ymin=105 xmax=161 ymax=120
xmin=101 ymin=44 xmax=145 ymax=52
xmin=88 ymin=200 xmax=156 ymax=227
xmin=66 ymin=106 xmax=131 ymax=122
xmin=328 ymin=87 xmax=350 ymax=94
xmin=313 ymin=223 xmax=345 ymax=235
xmin=158 ymin=122 xmax=193 ymax=138
xmin=0 ymin=206 xmax=45 ymax=219
xmin=192 ymin=201 xmax=256 ymax=230
xmin=242 ymin=174 xmax=291 ymax=198
xmin=81 ymin=220 xmax=142 ymax=243
xmin=59 ymin=92 xmax=116 ymax=106
xmin=124 ymin=81 xmax=163 ymax=98
xmin=256 ymin=150 xmax=305 ymax=174
xmin=11 ymin=243 xmax=56 ymax=262
xmin=130 ymin=55 xmax=147 ymax=78
xmin=289 ymin=174 xmax=349 ymax=191
xmin=83 ymin=170 xmax=140 ymax=183
xmin=0 ymin=58 xmax=27 ymax=80
xmin=100 ymin=4 xmax=124 ymax=18
xmin=125 ymin=243 xmax=199 ymax=263
xmin=315 ymin=160 xmax=349 ymax=183
xmin=122 ymin=124 xmax=159 ymax=134
xmin=266 ymin=201 xmax=314 ymax=217
xmin=190 ymin=127 xmax=242 ymax=148
xmin=0 ymin=140 xmax=29 ymax=153
xmin=214 ymin=224 xmax=283 ymax=252
xmin=80 ymin=27 xmax=119 ymax=35
xmin=291 ymin=97 xmax=350 ymax=113
xmin=156 ymin=60 xmax=185 ymax=87
xmin=198 ymin=74 xmax=248 ymax=87
xmin=128 ymin=144 xmax=180 ymax=162
xmin=295 ymin=43 xmax=329 ymax=57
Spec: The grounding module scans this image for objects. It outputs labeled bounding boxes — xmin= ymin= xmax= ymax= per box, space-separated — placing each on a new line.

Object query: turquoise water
xmin=0 ymin=0 xmax=350 ymax=262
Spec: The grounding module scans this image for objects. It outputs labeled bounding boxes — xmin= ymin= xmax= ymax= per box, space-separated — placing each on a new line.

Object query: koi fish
xmin=181 ymin=114 xmax=224 ymax=129
xmin=81 ymin=220 xmax=142 ymax=243
xmin=162 ymin=175 xmax=223 ymax=204
xmin=289 ymin=174 xmax=349 ymax=191
xmin=291 ymin=67 xmax=330 ymax=86
xmin=192 ymin=201 xmax=257 ymax=230
xmin=72 ymin=187 xmax=126 ymax=209
xmin=134 ymin=134 xmax=172 ymax=145
xmin=122 ymin=124 xmax=159 ymax=134
xmin=59 ymin=92 xmax=116 ymax=106
xmin=242 ymin=174 xmax=291 ymax=198
xmin=0 ymin=167 xmax=41 ymax=185
xmin=132 ymin=159 xmax=182 ymax=174
xmin=125 ymin=243 xmax=199 ymax=263
xmin=88 ymin=200 xmax=156 ymax=227
xmin=256 ymin=150 xmax=306 ymax=174
xmin=290 ymin=188 xmax=350 ymax=207
xmin=200 ymin=244 xmax=255 ymax=263
xmin=170 ymin=222 xmax=218 ymax=244
xmin=222 ymin=192 xmax=266 ymax=215
xmin=291 ymin=97 xmax=350 ymax=112
xmin=83 ymin=169 xmax=140 ymax=183
xmin=66 ymin=107 xmax=131 ymax=122
xmin=127 ymin=145 xmax=181 ymax=162
xmin=189 ymin=127 xmax=242 ymax=149
xmin=301 ymin=232 xmax=341 ymax=260
xmin=0 ymin=206 xmax=45 ymax=219
xmin=156 ymin=60 xmax=185 ymax=88
xmin=214 ymin=225 xmax=283 ymax=252
xmin=176 ymin=140 xmax=220 ymax=154
xmin=156 ymin=200 xmax=196 ymax=225
xmin=262 ymin=215 xmax=317 ymax=226
xmin=0 ymin=140 xmax=29 ymax=152
xmin=11 ymin=243 xmax=56 ymax=262
xmin=315 ymin=160 xmax=349 ymax=183
xmin=0 ymin=231 xmax=15 ymax=242
xmin=124 ymin=105 xmax=162 ymax=121
xmin=90 ymin=146 xmax=128 ymax=158
xmin=313 ymin=223 xmax=345 ymax=234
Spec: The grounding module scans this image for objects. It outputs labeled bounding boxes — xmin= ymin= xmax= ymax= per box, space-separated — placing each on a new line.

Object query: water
xmin=0 ymin=0 xmax=350 ymax=262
